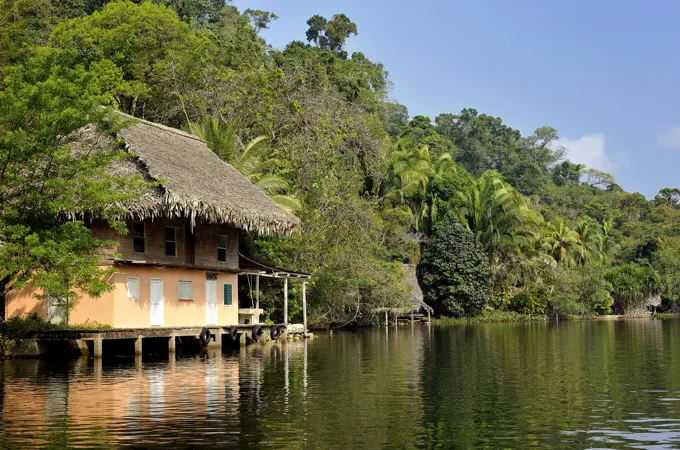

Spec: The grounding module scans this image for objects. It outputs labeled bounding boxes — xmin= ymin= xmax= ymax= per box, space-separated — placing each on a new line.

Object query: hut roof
xmin=403 ymin=264 xmax=433 ymax=314
xmin=109 ymin=115 xmax=300 ymax=236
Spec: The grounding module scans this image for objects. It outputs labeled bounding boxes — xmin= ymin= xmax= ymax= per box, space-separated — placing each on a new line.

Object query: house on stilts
xmin=4 ymin=115 xmax=311 ymax=354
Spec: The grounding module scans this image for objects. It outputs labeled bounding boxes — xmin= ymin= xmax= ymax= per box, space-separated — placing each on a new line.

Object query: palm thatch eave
xmin=102 ymin=113 xmax=302 ymax=236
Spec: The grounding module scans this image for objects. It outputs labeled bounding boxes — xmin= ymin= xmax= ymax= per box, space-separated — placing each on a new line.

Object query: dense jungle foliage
xmin=2 ymin=0 xmax=678 ymax=325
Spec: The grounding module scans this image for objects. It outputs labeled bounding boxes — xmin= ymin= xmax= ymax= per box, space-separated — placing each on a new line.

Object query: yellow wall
xmin=6 ymin=265 xmax=239 ymax=328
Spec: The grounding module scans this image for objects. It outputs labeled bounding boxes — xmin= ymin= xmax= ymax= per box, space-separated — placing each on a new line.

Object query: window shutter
xmin=223 ymin=283 xmax=233 ymax=306
xmin=127 ymin=277 xmax=140 ymax=300
xmin=178 ymin=281 xmax=193 ymax=300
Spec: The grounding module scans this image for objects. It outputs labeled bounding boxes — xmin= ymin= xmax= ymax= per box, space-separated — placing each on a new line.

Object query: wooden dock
xmin=25 ymin=323 xmax=305 ymax=359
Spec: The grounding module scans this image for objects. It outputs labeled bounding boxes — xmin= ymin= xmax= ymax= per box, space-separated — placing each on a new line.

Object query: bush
xmin=440 ymin=310 xmax=544 ymax=324
xmin=0 ymin=313 xmax=111 ymax=340
xmin=418 ymin=215 xmax=491 ymax=316
xmin=548 ymin=265 xmax=612 ymax=318
xmin=511 ymin=283 xmax=550 ymax=315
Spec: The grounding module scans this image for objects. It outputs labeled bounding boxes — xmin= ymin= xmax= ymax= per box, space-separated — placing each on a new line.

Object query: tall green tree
xmin=0 ymin=47 xmax=145 ymax=322
xmin=50 ymin=1 xmax=215 ymax=124
xmin=305 ymin=13 xmax=357 ymax=57
xmin=418 ymin=215 xmax=491 ymax=316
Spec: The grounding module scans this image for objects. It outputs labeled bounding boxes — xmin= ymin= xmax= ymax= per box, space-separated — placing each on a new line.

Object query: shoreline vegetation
xmin=437 ymin=311 xmax=680 ymax=325
xmin=3 ymin=0 xmax=680 ymax=330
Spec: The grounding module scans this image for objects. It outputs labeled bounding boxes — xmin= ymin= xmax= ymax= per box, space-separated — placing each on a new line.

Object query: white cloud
xmin=552 ymin=133 xmax=615 ymax=173
xmin=658 ymin=125 xmax=680 ymax=149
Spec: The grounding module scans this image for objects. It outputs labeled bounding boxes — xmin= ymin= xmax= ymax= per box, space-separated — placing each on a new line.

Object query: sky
xmin=234 ymin=0 xmax=680 ymax=197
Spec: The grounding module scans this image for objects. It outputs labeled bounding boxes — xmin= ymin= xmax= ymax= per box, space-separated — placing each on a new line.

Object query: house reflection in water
xmin=0 ymin=339 xmax=312 ymax=448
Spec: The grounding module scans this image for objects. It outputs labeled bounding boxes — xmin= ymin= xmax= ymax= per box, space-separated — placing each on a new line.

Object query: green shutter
xmin=223 ymin=283 xmax=233 ymax=306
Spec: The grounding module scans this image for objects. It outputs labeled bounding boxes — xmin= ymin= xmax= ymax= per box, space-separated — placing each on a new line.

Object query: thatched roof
xmin=108 ymin=115 xmax=300 ymax=235
xmin=403 ymin=264 xmax=433 ymax=314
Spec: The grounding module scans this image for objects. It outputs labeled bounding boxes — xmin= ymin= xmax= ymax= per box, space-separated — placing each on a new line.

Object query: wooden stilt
xmin=134 ymin=336 xmax=143 ymax=355
xmin=93 ymin=337 xmax=103 ymax=359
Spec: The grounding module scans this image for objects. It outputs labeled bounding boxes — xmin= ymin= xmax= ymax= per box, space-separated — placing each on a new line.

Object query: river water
xmin=2 ymin=320 xmax=680 ymax=448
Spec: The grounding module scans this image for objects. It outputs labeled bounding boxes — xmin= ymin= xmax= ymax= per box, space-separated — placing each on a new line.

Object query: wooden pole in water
xmin=283 ymin=277 xmax=288 ymax=324
xmin=385 ymin=310 xmax=388 ymax=326
xmin=302 ymin=280 xmax=307 ymax=337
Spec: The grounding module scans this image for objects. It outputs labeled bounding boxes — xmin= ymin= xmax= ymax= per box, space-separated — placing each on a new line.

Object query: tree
xmin=379 ymin=102 xmax=409 ymax=137
xmin=545 ymin=217 xmax=582 ymax=266
xmin=551 ymin=161 xmax=584 ymax=187
xmin=50 ymin=1 xmax=214 ymax=123
xmin=244 ymin=8 xmax=279 ymax=33
xmin=189 ymin=117 xmax=301 ymax=212
xmin=653 ymin=188 xmax=680 ymax=208
xmin=0 ymin=47 xmax=145 ymax=322
xmin=381 ymin=138 xmax=458 ymax=232
xmin=418 ymin=215 xmax=491 ymax=316
xmin=584 ymin=168 xmax=615 ymax=189
xmin=652 ymin=237 xmax=680 ymax=307
xmin=305 ymin=13 xmax=357 ymax=57
xmin=400 ymin=115 xmax=456 ymax=159
xmin=575 ymin=217 xmax=603 ymax=265
xmin=158 ymin=0 xmax=227 ymax=23
xmin=455 ymin=172 xmax=541 ymax=263
xmin=435 ymin=109 xmax=561 ymax=195
xmin=435 ymin=109 xmax=522 ymax=177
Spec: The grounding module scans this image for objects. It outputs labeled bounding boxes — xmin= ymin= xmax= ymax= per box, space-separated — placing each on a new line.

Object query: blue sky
xmin=234 ymin=0 xmax=680 ymax=197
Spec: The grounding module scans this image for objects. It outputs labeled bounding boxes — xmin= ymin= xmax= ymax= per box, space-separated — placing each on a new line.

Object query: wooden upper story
xmin=91 ymin=219 xmax=239 ymax=271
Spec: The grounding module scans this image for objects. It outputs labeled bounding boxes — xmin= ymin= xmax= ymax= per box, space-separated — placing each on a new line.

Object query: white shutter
xmin=178 ymin=280 xmax=194 ymax=300
xmin=127 ymin=277 xmax=140 ymax=300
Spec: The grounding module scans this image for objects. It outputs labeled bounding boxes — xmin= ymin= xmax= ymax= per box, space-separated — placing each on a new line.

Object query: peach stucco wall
xmin=6 ymin=265 xmax=239 ymax=328
xmin=112 ymin=265 xmax=238 ymax=327
xmin=6 ymin=282 xmax=115 ymax=326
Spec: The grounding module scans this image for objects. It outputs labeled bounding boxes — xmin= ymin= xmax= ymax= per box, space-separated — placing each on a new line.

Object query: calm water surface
xmin=2 ymin=321 xmax=680 ymax=448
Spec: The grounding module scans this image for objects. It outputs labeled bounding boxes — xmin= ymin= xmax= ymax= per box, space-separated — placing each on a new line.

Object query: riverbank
xmin=437 ymin=310 xmax=680 ymax=325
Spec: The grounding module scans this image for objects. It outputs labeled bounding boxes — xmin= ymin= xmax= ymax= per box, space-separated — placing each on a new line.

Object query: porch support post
xmin=255 ymin=275 xmax=260 ymax=310
xmin=283 ymin=277 xmax=288 ymax=324
xmin=168 ymin=335 xmax=176 ymax=354
xmin=302 ymin=280 xmax=307 ymax=337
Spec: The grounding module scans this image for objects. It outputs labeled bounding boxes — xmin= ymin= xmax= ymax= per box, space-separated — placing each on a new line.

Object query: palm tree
xmin=600 ymin=218 xmax=618 ymax=264
xmin=455 ymin=172 xmax=541 ymax=263
xmin=545 ymin=217 xmax=582 ymax=265
xmin=575 ymin=218 xmax=603 ymax=265
xmin=189 ymin=117 xmax=301 ymax=213
xmin=382 ymin=138 xmax=459 ymax=231
xmin=383 ymin=138 xmax=434 ymax=207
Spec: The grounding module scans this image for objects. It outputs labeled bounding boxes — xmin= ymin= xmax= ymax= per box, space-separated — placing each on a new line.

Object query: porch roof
xmin=238 ymin=253 xmax=311 ymax=279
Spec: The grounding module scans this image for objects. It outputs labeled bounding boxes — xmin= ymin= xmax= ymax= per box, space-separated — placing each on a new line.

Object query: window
xmin=127 ymin=277 xmax=140 ymax=300
xmin=217 ymin=234 xmax=228 ymax=262
xmin=178 ymin=280 xmax=193 ymax=300
xmin=132 ymin=221 xmax=145 ymax=253
xmin=165 ymin=227 xmax=177 ymax=257
xmin=223 ymin=283 xmax=233 ymax=306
